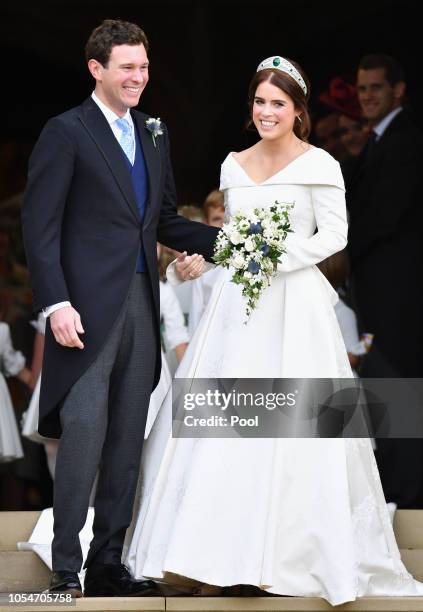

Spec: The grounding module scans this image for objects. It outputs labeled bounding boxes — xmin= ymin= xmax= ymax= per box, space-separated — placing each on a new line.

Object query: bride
xmin=124 ymin=56 xmax=423 ymax=605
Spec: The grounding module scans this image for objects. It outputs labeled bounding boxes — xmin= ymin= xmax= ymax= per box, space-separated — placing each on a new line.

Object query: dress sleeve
xmin=160 ymin=282 xmax=189 ymax=350
xmin=0 ymin=323 xmax=26 ymax=377
xmin=277 ymin=182 xmax=348 ymax=273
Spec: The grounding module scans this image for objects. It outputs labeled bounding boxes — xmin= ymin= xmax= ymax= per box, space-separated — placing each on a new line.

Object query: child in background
xmin=202 ymin=190 xmax=225 ymax=229
xmin=0 ymin=319 xmax=31 ymax=462
xmin=21 ymin=314 xmax=59 ymax=479
xmin=189 ymin=190 xmax=225 ymax=337
xmin=145 ymin=244 xmax=190 ymax=435
xmin=318 ymin=249 xmax=372 ymax=374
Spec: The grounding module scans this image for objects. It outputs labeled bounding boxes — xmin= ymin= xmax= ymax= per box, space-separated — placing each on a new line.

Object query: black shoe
xmin=222 ymin=584 xmax=278 ymax=597
xmin=84 ymin=563 xmax=162 ymax=597
xmin=48 ymin=571 xmax=83 ymax=598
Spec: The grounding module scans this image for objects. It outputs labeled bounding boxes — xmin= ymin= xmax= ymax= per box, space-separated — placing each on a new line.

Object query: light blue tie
xmin=116 ymin=117 xmax=134 ymax=165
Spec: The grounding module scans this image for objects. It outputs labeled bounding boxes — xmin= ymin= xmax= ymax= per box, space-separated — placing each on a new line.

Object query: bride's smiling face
xmin=253 ymin=81 xmax=297 ymax=141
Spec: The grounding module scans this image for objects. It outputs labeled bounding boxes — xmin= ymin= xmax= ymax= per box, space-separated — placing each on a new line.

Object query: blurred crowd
xmin=0 ymin=52 xmax=422 ymax=514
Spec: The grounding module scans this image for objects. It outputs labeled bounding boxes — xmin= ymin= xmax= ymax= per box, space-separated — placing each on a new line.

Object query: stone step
xmin=2 ymin=511 xmax=423 ymax=611
xmin=394 ymin=511 xmax=423 ymax=548
xmin=0 ymin=511 xmax=41 ymax=548
xmin=0 ymin=551 xmax=50 ymax=592
xmin=1 ymin=595 xmax=423 ymax=612
xmin=0 ymin=596 xmax=164 ymax=612
xmin=400 ymin=549 xmax=423 ymax=581
xmin=166 ymin=597 xmax=423 ymax=611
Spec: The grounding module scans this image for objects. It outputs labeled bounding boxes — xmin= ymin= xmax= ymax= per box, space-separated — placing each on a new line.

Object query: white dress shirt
xmin=373 ymin=106 xmax=402 ymax=141
xmin=91 ymin=91 xmax=135 ymax=163
xmin=43 ymin=92 xmax=135 ymax=318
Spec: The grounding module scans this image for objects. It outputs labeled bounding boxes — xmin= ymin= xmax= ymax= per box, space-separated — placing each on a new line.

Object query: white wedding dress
xmin=126 ymin=147 xmax=423 ymax=605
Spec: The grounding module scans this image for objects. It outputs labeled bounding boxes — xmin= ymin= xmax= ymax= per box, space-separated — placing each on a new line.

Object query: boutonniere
xmin=145 ymin=117 xmax=163 ymax=148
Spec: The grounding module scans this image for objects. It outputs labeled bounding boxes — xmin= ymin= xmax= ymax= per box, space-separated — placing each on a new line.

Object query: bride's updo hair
xmin=248 ymin=59 xmax=311 ymax=141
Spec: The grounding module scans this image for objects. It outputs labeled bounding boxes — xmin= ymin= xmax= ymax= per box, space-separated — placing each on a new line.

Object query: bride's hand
xmin=175 ymin=252 xmax=205 ymax=281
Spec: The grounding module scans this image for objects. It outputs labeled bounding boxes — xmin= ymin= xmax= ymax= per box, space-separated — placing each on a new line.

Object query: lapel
xmin=78 ymin=97 xmax=140 ymax=222
xmin=132 ymin=110 xmax=162 ymax=228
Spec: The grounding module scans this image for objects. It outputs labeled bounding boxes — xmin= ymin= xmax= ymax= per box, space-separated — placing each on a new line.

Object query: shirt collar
xmin=374 ymin=106 xmax=402 ymax=140
xmin=91 ymin=91 xmax=133 ymax=127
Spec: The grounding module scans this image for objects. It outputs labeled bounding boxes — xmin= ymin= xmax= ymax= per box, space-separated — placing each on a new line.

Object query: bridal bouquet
xmin=213 ymin=201 xmax=294 ymax=320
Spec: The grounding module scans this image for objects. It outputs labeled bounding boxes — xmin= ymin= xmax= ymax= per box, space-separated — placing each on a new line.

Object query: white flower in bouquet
xmin=268 ymin=236 xmax=284 ymax=249
xmin=263 ymin=222 xmax=278 ymax=238
xmin=244 ymin=237 xmax=256 ymax=252
xmin=238 ymin=219 xmax=250 ymax=231
xmin=231 ymin=253 xmax=246 ymax=269
xmin=230 ymin=230 xmax=244 ymax=245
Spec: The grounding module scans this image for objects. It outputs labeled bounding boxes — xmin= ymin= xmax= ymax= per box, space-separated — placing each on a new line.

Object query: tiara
xmin=257 ymin=56 xmax=307 ymax=95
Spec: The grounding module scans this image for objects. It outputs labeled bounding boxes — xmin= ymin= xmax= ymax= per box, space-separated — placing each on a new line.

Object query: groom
xmin=22 ymin=19 xmax=218 ymax=597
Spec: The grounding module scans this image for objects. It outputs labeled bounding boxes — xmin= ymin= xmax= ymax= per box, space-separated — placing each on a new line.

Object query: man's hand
xmin=175 ymin=252 xmax=205 ymax=281
xmin=50 ymin=306 xmax=85 ymax=349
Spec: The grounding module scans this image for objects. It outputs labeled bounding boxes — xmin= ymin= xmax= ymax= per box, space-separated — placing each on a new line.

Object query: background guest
xmin=21 ymin=315 xmax=59 ymax=480
xmin=347 ymin=53 xmax=423 ymax=508
xmin=167 ymin=204 xmax=205 ymax=325
xmin=313 ymin=111 xmax=348 ymax=162
xmin=318 ymin=250 xmax=371 ymax=373
xmin=0 ymin=319 xmax=31 ymax=462
xmin=202 ymin=190 xmax=225 ymax=228
xmin=189 ymin=190 xmax=225 ymax=337
xmin=318 ymin=75 xmax=369 ymax=182
xmin=144 ymin=244 xmax=189 ymax=435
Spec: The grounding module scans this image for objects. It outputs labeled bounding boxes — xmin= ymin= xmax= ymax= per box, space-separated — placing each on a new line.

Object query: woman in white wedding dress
xmin=125 ymin=57 xmax=423 ymax=606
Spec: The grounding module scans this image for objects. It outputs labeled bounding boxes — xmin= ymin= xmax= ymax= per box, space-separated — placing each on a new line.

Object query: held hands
xmin=175 ymin=251 xmax=205 ymax=281
xmin=50 ymin=306 xmax=85 ymax=349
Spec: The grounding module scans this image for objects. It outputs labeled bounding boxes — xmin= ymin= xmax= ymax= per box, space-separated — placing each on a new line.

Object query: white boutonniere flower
xmin=145 ymin=117 xmax=163 ymax=147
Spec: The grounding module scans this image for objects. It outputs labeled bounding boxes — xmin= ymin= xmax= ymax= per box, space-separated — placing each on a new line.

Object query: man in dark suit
xmin=22 ymin=20 xmax=218 ymax=597
xmin=347 ymin=54 xmax=423 ymax=509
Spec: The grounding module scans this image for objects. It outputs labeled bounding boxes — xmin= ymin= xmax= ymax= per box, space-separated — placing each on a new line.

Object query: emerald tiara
xmin=257 ymin=56 xmax=307 ymax=96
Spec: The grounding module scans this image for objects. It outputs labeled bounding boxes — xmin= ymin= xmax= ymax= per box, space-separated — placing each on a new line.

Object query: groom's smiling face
xmin=89 ymin=43 xmax=149 ymax=116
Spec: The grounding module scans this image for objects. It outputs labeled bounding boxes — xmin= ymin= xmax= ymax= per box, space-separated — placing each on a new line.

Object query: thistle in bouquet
xmin=213 ymin=201 xmax=294 ymax=320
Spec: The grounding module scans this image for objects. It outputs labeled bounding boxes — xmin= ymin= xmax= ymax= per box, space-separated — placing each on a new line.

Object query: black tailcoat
xmin=22 ymin=97 xmax=218 ymax=438
xmin=346 ymin=109 xmax=423 ymax=377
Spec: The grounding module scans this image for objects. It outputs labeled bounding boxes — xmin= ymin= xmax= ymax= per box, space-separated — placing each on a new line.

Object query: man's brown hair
xmin=85 ymin=19 xmax=149 ymax=67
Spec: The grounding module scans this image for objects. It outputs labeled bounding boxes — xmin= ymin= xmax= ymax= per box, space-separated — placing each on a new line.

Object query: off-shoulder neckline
xmin=229 ymin=147 xmax=319 ymax=186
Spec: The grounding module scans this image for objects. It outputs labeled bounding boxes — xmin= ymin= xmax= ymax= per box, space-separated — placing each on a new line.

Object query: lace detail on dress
xmin=346 ymin=437 xmax=416 ymax=589
xmin=352 ymin=492 xmax=377 ymax=559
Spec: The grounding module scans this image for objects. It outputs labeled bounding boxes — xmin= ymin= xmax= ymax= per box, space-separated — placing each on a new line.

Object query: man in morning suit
xmin=22 ymin=19 xmax=218 ymax=597
xmin=347 ymin=54 xmax=423 ymax=509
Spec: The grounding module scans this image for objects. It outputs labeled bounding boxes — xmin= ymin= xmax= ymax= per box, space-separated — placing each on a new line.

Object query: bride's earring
xmin=296 ymin=115 xmax=302 ymax=124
